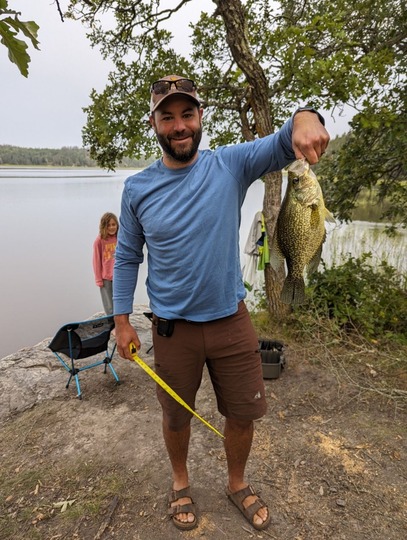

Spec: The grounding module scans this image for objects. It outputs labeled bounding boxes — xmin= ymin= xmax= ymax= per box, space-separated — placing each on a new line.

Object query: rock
xmin=0 ymin=306 xmax=152 ymax=423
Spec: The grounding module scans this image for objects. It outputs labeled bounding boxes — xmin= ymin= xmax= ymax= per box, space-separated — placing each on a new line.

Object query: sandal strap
xmin=168 ymin=502 xmax=196 ymax=517
xmin=168 ymin=486 xmax=193 ymax=504
xmin=227 ymin=484 xmax=269 ymax=520
xmin=242 ymin=497 xmax=268 ymax=521
xmin=226 ymin=484 xmax=270 ymax=531
xmin=229 ymin=484 xmax=256 ymax=505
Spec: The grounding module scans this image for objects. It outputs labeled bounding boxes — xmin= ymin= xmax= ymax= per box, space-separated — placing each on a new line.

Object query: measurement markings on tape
xmin=130 ymin=345 xmax=224 ymax=439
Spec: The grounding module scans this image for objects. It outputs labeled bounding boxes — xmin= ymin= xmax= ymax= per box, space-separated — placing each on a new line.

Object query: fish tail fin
xmin=280 ymin=276 xmax=306 ymax=305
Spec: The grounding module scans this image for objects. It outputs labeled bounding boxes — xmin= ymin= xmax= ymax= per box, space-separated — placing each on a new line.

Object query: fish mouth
xmin=288 ymin=158 xmax=311 ymax=176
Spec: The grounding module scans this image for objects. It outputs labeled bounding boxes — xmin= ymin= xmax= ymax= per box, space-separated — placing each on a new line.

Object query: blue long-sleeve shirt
xmin=113 ymin=117 xmax=295 ymax=320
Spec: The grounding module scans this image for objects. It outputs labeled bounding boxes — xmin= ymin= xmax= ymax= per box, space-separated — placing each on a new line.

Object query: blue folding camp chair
xmin=48 ymin=315 xmax=120 ymax=399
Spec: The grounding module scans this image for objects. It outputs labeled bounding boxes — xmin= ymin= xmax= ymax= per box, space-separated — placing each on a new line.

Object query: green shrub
xmin=300 ymin=254 xmax=407 ymax=342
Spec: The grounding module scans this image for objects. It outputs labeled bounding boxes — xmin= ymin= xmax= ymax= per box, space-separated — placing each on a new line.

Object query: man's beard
xmin=156 ymin=126 xmax=202 ymax=163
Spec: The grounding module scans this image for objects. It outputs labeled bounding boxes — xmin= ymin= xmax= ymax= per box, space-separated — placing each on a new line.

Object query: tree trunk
xmin=214 ymin=0 xmax=290 ymax=319
xmin=263 ymin=171 xmax=291 ymax=318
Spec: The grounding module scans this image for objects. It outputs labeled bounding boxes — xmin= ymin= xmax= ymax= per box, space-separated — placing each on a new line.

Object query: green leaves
xmin=0 ymin=0 xmax=40 ymax=77
xmin=318 ymin=79 xmax=407 ymax=228
xmin=305 ymin=255 xmax=407 ymax=342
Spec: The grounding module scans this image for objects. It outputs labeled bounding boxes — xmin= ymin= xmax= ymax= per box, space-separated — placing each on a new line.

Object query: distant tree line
xmin=0 ymin=145 xmax=154 ymax=169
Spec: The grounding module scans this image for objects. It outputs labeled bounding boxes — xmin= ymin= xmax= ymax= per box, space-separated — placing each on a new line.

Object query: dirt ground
xmin=1 ymin=321 xmax=406 ymax=540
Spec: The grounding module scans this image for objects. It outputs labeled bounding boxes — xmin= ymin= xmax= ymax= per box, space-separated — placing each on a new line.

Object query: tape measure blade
xmin=130 ymin=346 xmax=224 ymax=439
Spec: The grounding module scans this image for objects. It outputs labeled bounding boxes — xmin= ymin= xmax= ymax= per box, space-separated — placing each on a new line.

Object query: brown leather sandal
xmin=226 ymin=484 xmax=271 ymax=531
xmin=168 ymin=486 xmax=198 ymax=531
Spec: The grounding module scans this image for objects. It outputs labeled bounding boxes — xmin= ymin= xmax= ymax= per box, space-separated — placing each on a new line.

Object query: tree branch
xmin=55 ymin=1 xmax=65 ymax=22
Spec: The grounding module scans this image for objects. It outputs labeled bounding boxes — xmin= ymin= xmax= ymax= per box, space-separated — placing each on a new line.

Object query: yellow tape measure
xmin=130 ymin=344 xmax=224 ymax=439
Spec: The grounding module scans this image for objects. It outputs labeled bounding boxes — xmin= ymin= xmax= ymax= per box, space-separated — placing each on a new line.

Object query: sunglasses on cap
xmin=150 ymin=78 xmax=196 ymax=95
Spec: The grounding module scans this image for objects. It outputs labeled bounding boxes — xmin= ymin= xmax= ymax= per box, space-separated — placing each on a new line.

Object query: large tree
xmin=66 ymin=0 xmax=406 ymax=316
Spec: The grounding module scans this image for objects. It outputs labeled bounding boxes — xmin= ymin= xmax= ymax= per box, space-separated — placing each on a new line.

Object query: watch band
xmin=294 ymin=107 xmax=325 ymax=126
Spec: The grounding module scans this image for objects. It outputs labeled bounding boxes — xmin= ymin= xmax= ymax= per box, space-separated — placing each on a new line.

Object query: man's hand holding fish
xmin=292 ymin=109 xmax=330 ymax=164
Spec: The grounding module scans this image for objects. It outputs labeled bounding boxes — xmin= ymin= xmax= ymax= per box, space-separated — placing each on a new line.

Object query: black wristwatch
xmin=294 ymin=107 xmax=325 ymax=126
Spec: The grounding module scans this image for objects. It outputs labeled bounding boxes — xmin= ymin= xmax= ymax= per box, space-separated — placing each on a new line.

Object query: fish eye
xmin=292 ymin=176 xmax=300 ymax=185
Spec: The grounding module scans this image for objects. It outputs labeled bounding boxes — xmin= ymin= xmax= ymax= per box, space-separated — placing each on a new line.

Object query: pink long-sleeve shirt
xmin=92 ymin=235 xmax=117 ymax=286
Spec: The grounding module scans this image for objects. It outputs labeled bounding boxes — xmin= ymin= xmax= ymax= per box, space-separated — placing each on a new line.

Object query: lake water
xmin=1 ymin=168 xmax=406 ymax=359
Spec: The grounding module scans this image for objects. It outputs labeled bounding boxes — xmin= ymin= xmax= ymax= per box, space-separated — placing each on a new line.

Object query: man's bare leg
xmin=224 ymin=418 xmax=269 ymax=527
xmin=163 ymin=422 xmax=195 ymax=525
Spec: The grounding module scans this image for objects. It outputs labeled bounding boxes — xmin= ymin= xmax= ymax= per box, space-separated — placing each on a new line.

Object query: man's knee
xmin=225 ymin=417 xmax=253 ymax=431
xmin=163 ymin=414 xmax=192 ymax=433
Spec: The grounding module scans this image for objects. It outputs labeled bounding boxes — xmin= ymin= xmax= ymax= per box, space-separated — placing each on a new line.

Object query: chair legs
xmin=103 ymin=356 xmax=120 ymax=384
xmin=53 ymin=350 xmax=120 ymax=399
xmin=71 ymin=371 xmax=83 ymax=400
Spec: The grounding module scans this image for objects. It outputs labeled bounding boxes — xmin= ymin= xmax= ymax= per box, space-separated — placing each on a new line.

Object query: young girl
xmin=93 ymin=212 xmax=119 ymax=315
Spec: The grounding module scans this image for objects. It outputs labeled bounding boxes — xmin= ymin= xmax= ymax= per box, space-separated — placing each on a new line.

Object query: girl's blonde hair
xmin=99 ymin=212 xmax=119 ymax=240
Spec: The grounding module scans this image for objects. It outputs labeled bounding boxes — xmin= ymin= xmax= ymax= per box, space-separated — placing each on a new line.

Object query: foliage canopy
xmin=63 ymin=0 xmax=407 ymax=228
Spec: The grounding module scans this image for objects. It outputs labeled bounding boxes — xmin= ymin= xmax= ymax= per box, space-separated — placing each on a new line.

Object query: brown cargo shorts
xmin=151 ymin=301 xmax=267 ymax=431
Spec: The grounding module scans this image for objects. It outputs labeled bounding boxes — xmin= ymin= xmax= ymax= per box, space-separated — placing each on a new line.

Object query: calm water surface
xmin=1 ymin=168 xmax=406 ymax=359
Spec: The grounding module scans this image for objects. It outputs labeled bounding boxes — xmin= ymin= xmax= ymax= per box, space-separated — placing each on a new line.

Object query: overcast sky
xmin=1 ymin=1 xmax=352 ymax=149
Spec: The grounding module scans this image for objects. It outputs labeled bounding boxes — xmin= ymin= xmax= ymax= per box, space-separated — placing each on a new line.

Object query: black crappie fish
xmin=270 ymin=159 xmax=335 ymax=305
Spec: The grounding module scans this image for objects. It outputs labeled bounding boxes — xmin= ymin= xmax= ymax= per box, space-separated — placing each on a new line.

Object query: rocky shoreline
xmin=0 ymin=305 xmax=151 ymax=424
